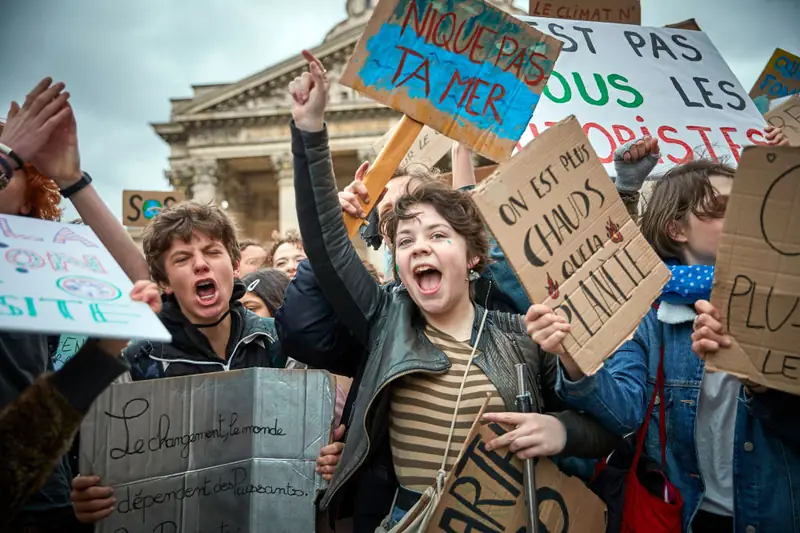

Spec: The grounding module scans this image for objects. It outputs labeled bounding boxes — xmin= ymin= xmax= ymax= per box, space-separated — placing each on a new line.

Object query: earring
xmin=467 ymin=269 xmax=480 ymax=282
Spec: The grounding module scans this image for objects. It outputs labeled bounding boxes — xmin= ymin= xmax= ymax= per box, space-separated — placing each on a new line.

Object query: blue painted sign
xmin=340 ymin=0 xmax=562 ymax=161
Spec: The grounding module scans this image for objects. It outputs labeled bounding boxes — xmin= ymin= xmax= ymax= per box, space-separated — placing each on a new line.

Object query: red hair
xmin=23 ymin=164 xmax=61 ymax=221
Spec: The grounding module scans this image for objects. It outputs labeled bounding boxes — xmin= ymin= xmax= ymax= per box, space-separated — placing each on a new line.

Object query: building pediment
xmin=176 ymin=31 xmax=362 ymax=118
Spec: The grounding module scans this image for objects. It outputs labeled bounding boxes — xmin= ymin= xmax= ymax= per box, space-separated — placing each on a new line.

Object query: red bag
xmin=621 ymin=347 xmax=683 ymax=533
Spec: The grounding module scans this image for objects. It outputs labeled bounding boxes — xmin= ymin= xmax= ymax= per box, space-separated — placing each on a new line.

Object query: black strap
xmin=60 ymin=171 xmax=93 ymax=199
xmin=195 ymin=309 xmax=231 ymax=329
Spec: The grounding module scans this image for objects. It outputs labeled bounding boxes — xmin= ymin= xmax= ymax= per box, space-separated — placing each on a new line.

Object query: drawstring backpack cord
xmin=435 ymin=309 xmax=489 ymax=495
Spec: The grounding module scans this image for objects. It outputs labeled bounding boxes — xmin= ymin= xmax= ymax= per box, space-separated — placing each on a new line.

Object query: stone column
xmin=274 ymin=154 xmax=298 ymax=234
xmin=191 ymin=159 xmax=219 ymax=205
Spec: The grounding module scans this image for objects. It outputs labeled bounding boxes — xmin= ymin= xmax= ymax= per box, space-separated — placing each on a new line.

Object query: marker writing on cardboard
xmin=116 ymin=465 xmax=308 ymax=524
xmin=106 ymin=398 xmax=286 ymax=461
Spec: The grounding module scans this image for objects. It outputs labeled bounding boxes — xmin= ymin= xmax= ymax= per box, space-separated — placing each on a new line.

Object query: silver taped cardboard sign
xmin=80 ymin=368 xmax=336 ymax=533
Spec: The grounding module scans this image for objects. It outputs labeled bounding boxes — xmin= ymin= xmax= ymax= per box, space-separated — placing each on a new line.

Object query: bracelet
xmin=60 ymin=171 xmax=93 ymax=199
xmin=0 ymin=143 xmax=24 ymax=170
xmin=0 ymin=156 xmax=13 ymax=191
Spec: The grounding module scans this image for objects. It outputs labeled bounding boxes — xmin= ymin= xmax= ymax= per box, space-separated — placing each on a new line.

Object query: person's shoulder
xmin=241 ymin=310 xmax=278 ymax=342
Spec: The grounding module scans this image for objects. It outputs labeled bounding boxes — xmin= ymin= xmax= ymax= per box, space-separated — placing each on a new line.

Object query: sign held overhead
xmin=122 ymin=190 xmax=185 ymax=228
xmin=341 ymin=0 xmax=562 ymax=162
xmin=472 ymin=116 xmax=669 ymax=374
xmin=529 ymin=0 xmax=641 ymax=24
xmin=707 ymin=146 xmax=800 ymax=394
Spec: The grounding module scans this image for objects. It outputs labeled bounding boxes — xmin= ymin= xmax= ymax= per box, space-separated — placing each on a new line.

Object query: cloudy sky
xmin=2 ymin=0 xmax=798 ymax=220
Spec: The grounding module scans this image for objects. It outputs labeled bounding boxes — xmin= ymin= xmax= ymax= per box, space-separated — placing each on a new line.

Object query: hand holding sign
xmin=290 ymin=50 xmax=330 ymax=133
xmin=96 ymin=280 xmax=163 ymax=356
xmin=691 ymin=299 xmax=731 ymax=358
xmin=339 ymin=162 xmax=371 ymax=219
xmin=482 ymin=412 xmax=567 ymax=460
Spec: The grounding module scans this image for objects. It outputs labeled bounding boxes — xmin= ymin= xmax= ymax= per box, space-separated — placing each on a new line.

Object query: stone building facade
xmin=151 ymin=0 xmax=519 ymax=264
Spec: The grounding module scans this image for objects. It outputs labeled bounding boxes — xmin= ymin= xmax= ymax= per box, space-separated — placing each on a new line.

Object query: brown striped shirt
xmin=389 ymin=325 xmax=506 ymax=492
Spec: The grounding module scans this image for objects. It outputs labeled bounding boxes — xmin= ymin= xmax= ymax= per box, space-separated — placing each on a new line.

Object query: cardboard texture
xmin=529 ymin=0 xmax=640 ymax=24
xmin=122 ymin=190 xmax=185 ymax=228
xmin=664 ymin=19 xmax=701 ymax=31
xmin=706 ymin=146 xmax=800 ymax=395
xmin=764 ymin=95 xmax=800 ymax=146
xmin=441 ymin=164 xmax=499 ymax=185
xmin=81 ymin=368 xmax=336 ymax=532
xmin=426 ymin=418 xmax=606 ymax=532
xmin=0 ymin=214 xmax=170 ymax=341
xmin=750 ymin=48 xmax=800 ymax=101
xmin=340 ymin=0 xmax=562 ymax=162
xmin=517 ymin=18 xmax=766 ymax=175
xmin=373 ymin=123 xmax=452 ymax=170
xmin=472 ymin=116 xmax=669 ymax=374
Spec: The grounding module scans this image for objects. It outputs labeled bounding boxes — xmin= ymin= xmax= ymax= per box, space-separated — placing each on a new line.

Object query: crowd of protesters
xmin=0 ymin=39 xmax=796 ymax=533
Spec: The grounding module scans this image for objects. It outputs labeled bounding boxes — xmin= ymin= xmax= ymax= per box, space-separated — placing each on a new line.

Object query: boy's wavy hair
xmin=142 ymin=201 xmax=240 ymax=285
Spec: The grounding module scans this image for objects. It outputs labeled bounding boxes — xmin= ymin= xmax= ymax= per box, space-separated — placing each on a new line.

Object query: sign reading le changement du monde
xmin=81 ymin=368 xmax=336 ymax=533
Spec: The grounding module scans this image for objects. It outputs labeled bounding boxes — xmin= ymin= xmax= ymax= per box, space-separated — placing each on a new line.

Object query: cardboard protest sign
xmin=706 ymin=146 xmax=800 ymax=394
xmin=472 ymin=117 xmax=669 ymax=374
xmin=664 ymin=19 xmax=701 ymax=31
xmin=52 ymin=334 xmax=88 ymax=370
xmin=750 ymin=48 xmax=800 ymax=102
xmin=441 ymin=164 xmax=499 ymax=185
xmin=122 ymin=190 xmax=185 ymax=227
xmin=373 ymin=123 xmax=452 ymax=170
xmin=427 ymin=418 xmax=606 ymax=532
xmin=0 ymin=215 xmax=170 ymax=341
xmin=764 ymin=95 xmax=800 ymax=146
xmin=81 ymin=368 xmax=336 ymax=533
xmin=340 ymin=0 xmax=562 ymax=162
xmin=529 ymin=0 xmax=640 ymax=25
xmin=517 ymin=18 xmax=767 ymax=175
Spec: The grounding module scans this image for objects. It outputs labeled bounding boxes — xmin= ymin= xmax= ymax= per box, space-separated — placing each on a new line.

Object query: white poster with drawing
xmin=0 ymin=215 xmax=170 ymax=341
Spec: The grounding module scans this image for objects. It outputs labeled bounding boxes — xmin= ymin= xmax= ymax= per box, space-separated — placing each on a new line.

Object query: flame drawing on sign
xmin=606 ymin=218 xmax=623 ymax=243
xmin=546 ymin=273 xmax=559 ymax=299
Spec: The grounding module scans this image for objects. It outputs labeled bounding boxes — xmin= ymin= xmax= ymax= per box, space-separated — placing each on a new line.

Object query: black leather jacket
xmin=283 ymin=122 xmax=618 ymax=516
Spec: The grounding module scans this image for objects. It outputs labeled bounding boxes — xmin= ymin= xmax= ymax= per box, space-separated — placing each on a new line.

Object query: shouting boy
xmin=70 ymin=201 xmax=286 ymax=523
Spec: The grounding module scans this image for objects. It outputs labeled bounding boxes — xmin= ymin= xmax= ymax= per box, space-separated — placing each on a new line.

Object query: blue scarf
xmin=661 ymin=262 xmax=714 ymax=305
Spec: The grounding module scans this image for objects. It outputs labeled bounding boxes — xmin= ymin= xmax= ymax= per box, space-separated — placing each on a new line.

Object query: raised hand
xmin=0 ymin=78 xmax=71 ymax=163
xmin=764 ymin=124 xmax=789 ymax=147
xmin=30 ymin=104 xmax=81 ymax=187
xmin=339 ymin=161 xmax=371 ymax=219
xmin=289 ymin=50 xmax=329 ymax=132
xmin=620 ymin=136 xmax=660 ymax=163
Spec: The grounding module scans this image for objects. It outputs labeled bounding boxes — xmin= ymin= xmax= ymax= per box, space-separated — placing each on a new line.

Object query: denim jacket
xmin=556 ymin=302 xmax=800 ymax=533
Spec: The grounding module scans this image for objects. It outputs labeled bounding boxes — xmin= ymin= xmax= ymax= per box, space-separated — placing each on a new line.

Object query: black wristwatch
xmin=60 ymin=171 xmax=93 ymax=199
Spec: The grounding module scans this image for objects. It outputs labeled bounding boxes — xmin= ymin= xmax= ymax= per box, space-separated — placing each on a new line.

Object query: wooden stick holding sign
xmin=339 ymin=0 xmax=562 ymax=191
xmin=344 ymin=115 xmax=423 ymax=237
